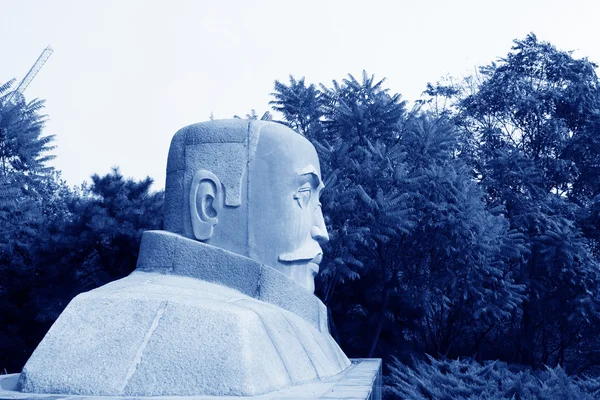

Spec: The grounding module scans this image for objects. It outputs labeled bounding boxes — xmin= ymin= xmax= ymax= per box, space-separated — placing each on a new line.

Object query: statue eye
xmin=293 ymin=186 xmax=312 ymax=209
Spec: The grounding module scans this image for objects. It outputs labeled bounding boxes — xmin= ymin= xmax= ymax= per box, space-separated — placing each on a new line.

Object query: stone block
xmin=309 ymin=322 xmax=351 ymax=373
xmin=232 ymin=298 xmax=319 ymax=385
xmin=318 ymin=300 xmax=329 ymax=334
xmin=136 ymin=230 xmax=177 ymax=272
xmin=19 ymin=293 xmax=164 ymax=396
xmin=166 ymin=128 xmax=186 ymax=173
xmin=172 ymin=235 xmax=260 ymax=298
xmin=258 ymin=264 xmax=321 ymax=330
xmin=184 ymin=119 xmax=249 ymax=144
xmin=2 ymin=359 xmax=381 ymax=400
xmin=283 ymin=314 xmax=344 ymax=379
xmin=184 ymin=142 xmax=247 ymax=207
xmin=18 ymin=274 xmax=307 ymax=397
xmin=121 ymin=299 xmax=290 ymax=396
xmin=163 ymin=169 xmax=185 ymax=234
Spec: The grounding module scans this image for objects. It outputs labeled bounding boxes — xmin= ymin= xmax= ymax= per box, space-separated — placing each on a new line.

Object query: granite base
xmin=0 ymin=359 xmax=381 ymax=400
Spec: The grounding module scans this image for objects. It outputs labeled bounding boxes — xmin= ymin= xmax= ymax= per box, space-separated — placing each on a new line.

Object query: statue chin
xmin=15 ymin=120 xmax=350 ymax=397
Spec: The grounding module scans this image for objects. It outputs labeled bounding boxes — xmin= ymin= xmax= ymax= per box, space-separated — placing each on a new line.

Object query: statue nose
xmin=311 ymin=211 xmax=329 ymax=244
xmin=311 ymin=225 xmax=329 ymax=244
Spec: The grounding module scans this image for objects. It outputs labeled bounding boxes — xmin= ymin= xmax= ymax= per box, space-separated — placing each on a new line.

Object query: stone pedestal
xmin=0 ymin=359 xmax=380 ymax=400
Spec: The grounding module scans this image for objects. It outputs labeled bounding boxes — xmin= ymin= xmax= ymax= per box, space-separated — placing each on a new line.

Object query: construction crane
xmin=7 ymin=46 xmax=53 ymax=102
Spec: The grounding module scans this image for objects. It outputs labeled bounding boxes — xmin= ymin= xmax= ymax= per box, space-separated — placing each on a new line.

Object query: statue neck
xmin=135 ymin=230 xmax=328 ymax=333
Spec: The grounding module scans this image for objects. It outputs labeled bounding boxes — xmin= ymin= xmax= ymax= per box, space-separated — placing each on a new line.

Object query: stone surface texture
xmin=16 ymin=120 xmax=361 ymax=397
xmin=137 ymin=231 xmax=325 ymax=330
xmin=19 ymin=235 xmax=349 ymax=396
xmin=2 ymin=360 xmax=380 ymax=400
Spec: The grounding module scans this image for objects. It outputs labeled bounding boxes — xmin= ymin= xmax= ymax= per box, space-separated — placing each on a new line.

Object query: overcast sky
xmin=2 ymin=0 xmax=600 ymax=190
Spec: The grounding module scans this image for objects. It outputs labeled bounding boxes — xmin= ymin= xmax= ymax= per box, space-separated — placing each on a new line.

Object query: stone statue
xmin=17 ymin=120 xmax=351 ymax=397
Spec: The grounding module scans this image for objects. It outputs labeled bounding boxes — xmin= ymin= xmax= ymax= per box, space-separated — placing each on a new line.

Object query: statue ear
xmin=189 ymin=170 xmax=222 ymax=241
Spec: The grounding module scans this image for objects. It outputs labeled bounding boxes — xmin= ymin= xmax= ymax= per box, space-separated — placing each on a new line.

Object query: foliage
xmin=233 ymin=109 xmax=273 ymax=121
xmin=270 ymin=75 xmax=323 ymax=137
xmin=0 ymin=80 xmax=59 ymax=372
xmin=0 ymin=162 xmax=163 ymax=372
xmin=422 ymin=33 xmax=600 ymax=372
xmin=0 ymin=79 xmax=56 ymax=260
xmin=31 ymin=169 xmax=164 ymax=324
xmin=386 ymin=356 xmax=600 ymax=400
xmin=0 ymin=80 xmax=55 ymax=176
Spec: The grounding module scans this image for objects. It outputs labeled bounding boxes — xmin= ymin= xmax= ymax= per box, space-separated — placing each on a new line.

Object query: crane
xmin=7 ymin=46 xmax=53 ymax=102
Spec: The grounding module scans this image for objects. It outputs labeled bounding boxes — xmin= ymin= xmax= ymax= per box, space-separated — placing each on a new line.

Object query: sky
xmin=2 ymin=0 xmax=600 ymax=191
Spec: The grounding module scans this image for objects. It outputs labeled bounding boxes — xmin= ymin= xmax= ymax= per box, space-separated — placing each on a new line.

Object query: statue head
xmin=163 ymin=120 xmax=329 ymax=292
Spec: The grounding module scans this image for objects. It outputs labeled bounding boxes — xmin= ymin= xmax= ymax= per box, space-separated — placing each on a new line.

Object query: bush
xmin=386 ymin=355 xmax=600 ymax=400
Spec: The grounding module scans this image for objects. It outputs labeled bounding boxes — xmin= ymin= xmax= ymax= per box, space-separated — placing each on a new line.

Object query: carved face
xmin=248 ymin=123 xmax=329 ymax=292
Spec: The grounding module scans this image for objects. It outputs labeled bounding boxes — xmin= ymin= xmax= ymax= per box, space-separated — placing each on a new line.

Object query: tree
xmin=271 ymin=73 xmax=525 ymax=367
xmin=1 ymin=166 xmax=164 ymax=372
xmin=0 ymin=80 xmax=58 ymax=372
xmin=0 ymin=80 xmax=55 ymax=176
xmin=31 ymin=169 xmax=164 ymax=324
xmin=395 ymin=116 xmax=526 ymax=362
xmin=233 ymin=109 xmax=273 ymax=121
xmin=425 ymin=33 xmax=600 ymax=371
xmin=0 ymin=80 xmax=57 ymax=265
xmin=270 ymin=76 xmax=323 ymax=138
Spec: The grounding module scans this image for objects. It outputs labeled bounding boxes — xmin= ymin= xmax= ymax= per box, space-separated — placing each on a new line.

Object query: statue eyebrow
xmin=296 ymin=165 xmax=325 ymax=191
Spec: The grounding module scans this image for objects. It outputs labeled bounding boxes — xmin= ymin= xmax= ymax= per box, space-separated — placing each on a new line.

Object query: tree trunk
xmin=367 ymin=287 xmax=390 ymax=358
xmin=520 ymin=300 xmax=536 ymax=367
xmin=328 ymin=307 xmax=342 ymax=346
